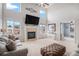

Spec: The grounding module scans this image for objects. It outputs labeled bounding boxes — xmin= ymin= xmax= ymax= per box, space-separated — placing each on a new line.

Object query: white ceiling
xmin=48 ymin=3 xmax=79 ymax=10
xmin=47 ymin=3 xmax=79 ymax=22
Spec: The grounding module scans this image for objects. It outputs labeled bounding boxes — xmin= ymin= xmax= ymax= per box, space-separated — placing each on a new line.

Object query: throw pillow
xmin=8 ymin=35 xmax=15 ymax=41
xmin=6 ymin=39 xmax=16 ymax=51
xmin=15 ymin=40 xmax=22 ymax=49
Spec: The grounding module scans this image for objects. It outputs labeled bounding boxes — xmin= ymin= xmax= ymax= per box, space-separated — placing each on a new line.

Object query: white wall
xmin=0 ymin=3 xmax=2 ymax=29
xmin=2 ymin=3 xmax=79 ymax=43
xmin=0 ymin=3 xmax=2 ymax=17
xmin=47 ymin=3 xmax=79 ymax=42
xmin=3 ymin=3 xmax=47 ymax=41
xmin=3 ymin=3 xmax=39 ymax=41
xmin=21 ymin=4 xmax=48 ymax=40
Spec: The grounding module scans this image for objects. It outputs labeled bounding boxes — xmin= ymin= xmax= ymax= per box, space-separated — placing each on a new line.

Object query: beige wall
xmin=47 ymin=3 xmax=79 ymax=44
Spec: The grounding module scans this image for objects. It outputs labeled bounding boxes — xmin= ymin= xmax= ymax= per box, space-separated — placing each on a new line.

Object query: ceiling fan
xmin=35 ymin=3 xmax=51 ymax=8
xmin=25 ymin=3 xmax=51 ymax=13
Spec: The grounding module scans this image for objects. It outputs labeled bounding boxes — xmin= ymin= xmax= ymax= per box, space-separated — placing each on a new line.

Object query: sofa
xmin=1 ymin=48 xmax=28 ymax=56
xmin=0 ymin=35 xmax=28 ymax=56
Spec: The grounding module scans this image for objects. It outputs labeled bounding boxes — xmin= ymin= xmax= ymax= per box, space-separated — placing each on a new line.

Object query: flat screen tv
xmin=25 ymin=14 xmax=40 ymax=25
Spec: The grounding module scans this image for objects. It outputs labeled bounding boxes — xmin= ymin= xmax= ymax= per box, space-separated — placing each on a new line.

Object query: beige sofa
xmin=1 ymin=48 xmax=28 ymax=56
xmin=0 ymin=35 xmax=28 ymax=56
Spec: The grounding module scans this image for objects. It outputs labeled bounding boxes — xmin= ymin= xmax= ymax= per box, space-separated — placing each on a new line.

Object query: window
xmin=40 ymin=10 xmax=46 ymax=17
xmin=7 ymin=19 xmax=20 ymax=29
xmin=7 ymin=19 xmax=14 ymax=28
xmin=7 ymin=18 xmax=21 ymax=35
xmin=14 ymin=22 xmax=20 ymax=29
xmin=6 ymin=3 xmax=21 ymax=12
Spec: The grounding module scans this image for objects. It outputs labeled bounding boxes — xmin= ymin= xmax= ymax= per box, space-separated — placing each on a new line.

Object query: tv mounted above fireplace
xmin=25 ymin=14 xmax=40 ymax=25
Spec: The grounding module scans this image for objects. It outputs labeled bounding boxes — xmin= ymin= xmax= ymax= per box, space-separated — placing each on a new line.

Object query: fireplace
xmin=27 ymin=32 xmax=36 ymax=39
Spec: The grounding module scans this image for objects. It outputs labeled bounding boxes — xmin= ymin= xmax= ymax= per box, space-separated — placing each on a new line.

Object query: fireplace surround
xmin=25 ymin=27 xmax=37 ymax=41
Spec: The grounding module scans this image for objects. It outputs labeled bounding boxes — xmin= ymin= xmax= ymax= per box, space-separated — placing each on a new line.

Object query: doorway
xmin=60 ymin=21 xmax=75 ymax=42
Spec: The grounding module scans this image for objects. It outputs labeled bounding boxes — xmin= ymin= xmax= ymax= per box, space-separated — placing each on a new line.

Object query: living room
xmin=0 ymin=3 xmax=79 ymax=56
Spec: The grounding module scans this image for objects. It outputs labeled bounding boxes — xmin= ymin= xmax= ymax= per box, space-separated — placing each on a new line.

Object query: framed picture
xmin=48 ymin=23 xmax=56 ymax=34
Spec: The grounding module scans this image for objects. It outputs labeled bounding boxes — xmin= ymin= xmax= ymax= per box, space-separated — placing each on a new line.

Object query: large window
xmin=40 ymin=9 xmax=46 ymax=17
xmin=7 ymin=18 xmax=21 ymax=35
xmin=7 ymin=19 xmax=14 ymax=28
xmin=6 ymin=3 xmax=21 ymax=12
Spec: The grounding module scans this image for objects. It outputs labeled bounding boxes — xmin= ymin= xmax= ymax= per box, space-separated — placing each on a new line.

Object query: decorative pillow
xmin=6 ymin=39 xmax=16 ymax=51
xmin=8 ymin=35 xmax=15 ymax=41
xmin=0 ymin=42 xmax=7 ymax=55
xmin=15 ymin=40 xmax=22 ymax=49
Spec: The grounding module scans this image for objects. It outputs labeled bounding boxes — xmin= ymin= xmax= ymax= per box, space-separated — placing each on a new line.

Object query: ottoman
xmin=41 ymin=43 xmax=66 ymax=56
